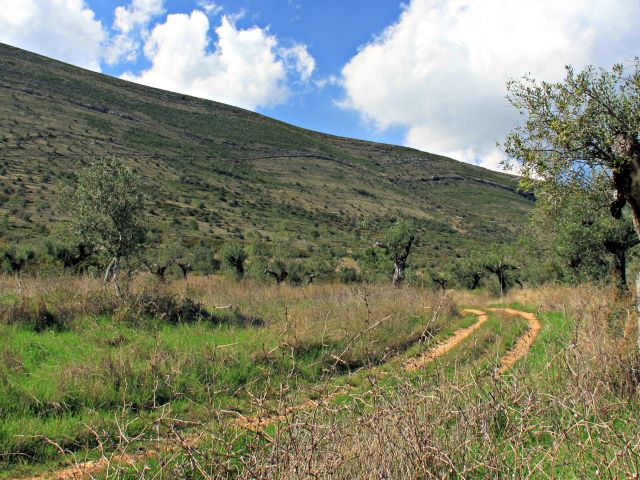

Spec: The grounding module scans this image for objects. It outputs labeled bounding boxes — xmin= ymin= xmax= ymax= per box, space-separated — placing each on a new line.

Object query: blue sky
xmin=110 ymin=0 xmax=408 ymax=144
xmin=1 ymin=0 xmax=639 ymax=170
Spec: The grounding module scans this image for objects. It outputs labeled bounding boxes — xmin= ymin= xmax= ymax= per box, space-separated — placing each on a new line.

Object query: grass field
xmin=1 ymin=274 xmax=638 ymax=479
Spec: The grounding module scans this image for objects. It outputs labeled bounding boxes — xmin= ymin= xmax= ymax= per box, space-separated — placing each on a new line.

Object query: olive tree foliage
xmin=427 ymin=268 xmax=451 ymax=290
xmin=61 ymin=157 xmax=148 ymax=297
xmin=527 ymin=183 xmax=638 ymax=291
xmin=1 ymin=245 xmax=35 ymax=277
xmin=359 ymin=247 xmax=394 ymax=282
xmin=44 ymin=236 xmax=94 ymax=272
xmin=502 ymin=61 xmax=640 ymax=350
xmin=375 ymin=219 xmax=416 ymax=286
xmin=482 ymin=248 xmax=520 ymax=296
xmin=220 ymin=241 xmax=248 ymax=280
xmin=451 ymin=253 xmax=487 ymax=290
xmin=503 ymin=62 xmax=640 ymax=218
xmin=264 ymin=259 xmax=289 ymax=285
xmin=142 ymin=243 xmax=184 ymax=284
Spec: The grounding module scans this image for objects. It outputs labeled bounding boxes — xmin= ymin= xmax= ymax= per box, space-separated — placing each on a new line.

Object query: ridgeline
xmin=0 ymin=43 xmax=532 ymax=267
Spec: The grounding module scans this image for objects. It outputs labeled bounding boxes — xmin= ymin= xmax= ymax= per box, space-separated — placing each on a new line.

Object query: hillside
xmin=0 ymin=43 xmax=532 ymax=268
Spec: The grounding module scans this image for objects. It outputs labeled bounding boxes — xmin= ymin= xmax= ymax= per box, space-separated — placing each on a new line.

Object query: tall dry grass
xmin=5 ymin=277 xmax=639 ymax=478
xmin=141 ymin=284 xmax=640 ymax=479
xmin=177 ymin=276 xmax=457 ymax=367
xmin=0 ymin=274 xmax=114 ymax=330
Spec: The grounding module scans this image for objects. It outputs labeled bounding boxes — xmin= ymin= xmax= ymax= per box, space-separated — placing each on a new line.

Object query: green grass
xmin=1 ymin=280 xmax=636 ymax=478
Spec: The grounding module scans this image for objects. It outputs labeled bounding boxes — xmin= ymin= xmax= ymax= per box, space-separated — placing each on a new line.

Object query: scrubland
xmin=0 ymin=275 xmax=638 ymax=478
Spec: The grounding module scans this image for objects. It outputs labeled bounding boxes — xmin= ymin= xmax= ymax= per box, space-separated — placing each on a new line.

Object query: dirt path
xmin=402 ymin=309 xmax=488 ymax=372
xmin=230 ymin=387 xmax=352 ymax=431
xmin=489 ymin=308 xmax=542 ymax=374
xmin=24 ymin=451 xmax=159 ymax=480
xmin=19 ymin=307 xmax=542 ymax=479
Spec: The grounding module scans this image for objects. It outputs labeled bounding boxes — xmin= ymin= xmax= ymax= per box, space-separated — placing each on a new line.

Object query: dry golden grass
xmin=4 ymin=277 xmax=640 ymax=479
xmin=175 ymin=276 xmax=457 ymax=360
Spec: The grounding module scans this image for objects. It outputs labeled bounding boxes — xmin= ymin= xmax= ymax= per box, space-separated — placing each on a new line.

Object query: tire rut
xmin=402 ymin=309 xmax=488 ymax=372
xmin=18 ymin=308 xmax=542 ymax=479
xmin=489 ymin=307 xmax=541 ymax=374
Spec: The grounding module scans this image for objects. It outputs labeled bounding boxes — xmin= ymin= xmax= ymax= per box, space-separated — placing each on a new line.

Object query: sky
xmin=1 ymin=0 xmax=639 ymax=171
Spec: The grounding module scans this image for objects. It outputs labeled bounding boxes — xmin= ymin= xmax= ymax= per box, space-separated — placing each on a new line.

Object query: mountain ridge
xmin=0 ymin=42 xmax=531 ymax=269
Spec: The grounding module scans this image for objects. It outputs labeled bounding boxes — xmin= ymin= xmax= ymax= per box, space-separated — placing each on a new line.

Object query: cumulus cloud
xmin=121 ymin=11 xmax=315 ymax=110
xmin=315 ymin=74 xmax=340 ymax=89
xmin=105 ymin=0 xmax=164 ymax=65
xmin=340 ymin=0 xmax=640 ymax=170
xmin=280 ymin=44 xmax=316 ymax=82
xmin=114 ymin=0 xmax=163 ymax=33
xmin=0 ymin=0 xmax=105 ymax=71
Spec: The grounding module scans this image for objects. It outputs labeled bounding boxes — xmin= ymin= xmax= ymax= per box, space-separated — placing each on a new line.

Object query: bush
xmin=0 ymin=288 xmax=116 ymax=332
xmin=117 ymin=290 xmax=210 ymax=325
xmin=340 ymin=268 xmax=361 ymax=284
xmin=118 ymin=289 xmax=263 ymax=327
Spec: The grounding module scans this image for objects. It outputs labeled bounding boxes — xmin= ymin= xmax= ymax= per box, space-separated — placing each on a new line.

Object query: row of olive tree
xmin=49 ymin=157 xmax=517 ymax=294
xmin=52 ymin=60 xmax=638 ymax=303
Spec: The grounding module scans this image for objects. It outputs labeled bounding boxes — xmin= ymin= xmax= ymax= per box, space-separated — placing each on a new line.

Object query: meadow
xmin=1 ymin=273 xmax=638 ymax=479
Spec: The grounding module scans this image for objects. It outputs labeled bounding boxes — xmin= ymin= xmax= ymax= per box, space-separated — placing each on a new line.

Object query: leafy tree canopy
xmin=503 ymin=61 xmax=640 ymax=231
xmin=61 ymin=156 xmax=148 ymax=262
xmin=380 ymin=219 xmax=416 ymax=263
xmin=220 ymin=241 xmax=248 ymax=280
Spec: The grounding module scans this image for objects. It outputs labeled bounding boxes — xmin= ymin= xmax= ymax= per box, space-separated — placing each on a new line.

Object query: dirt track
xmin=489 ymin=307 xmax=542 ymax=374
xmin=402 ymin=309 xmax=488 ymax=371
xmin=24 ymin=452 xmax=159 ymax=480
xmin=20 ymin=307 xmax=541 ymax=479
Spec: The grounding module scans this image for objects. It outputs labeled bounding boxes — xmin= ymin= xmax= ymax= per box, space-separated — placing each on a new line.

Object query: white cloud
xmin=340 ymin=0 xmax=640 ymax=171
xmin=0 ymin=0 xmax=105 ymax=71
xmin=280 ymin=44 xmax=316 ymax=82
xmin=315 ymin=74 xmax=340 ymax=89
xmin=105 ymin=0 xmax=164 ymax=65
xmin=198 ymin=1 xmax=222 ymax=16
xmin=121 ymin=11 xmax=315 ymax=110
xmin=114 ymin=0 xmax=163 ymax=33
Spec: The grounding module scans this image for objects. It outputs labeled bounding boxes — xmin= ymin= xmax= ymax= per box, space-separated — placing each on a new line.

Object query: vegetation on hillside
xmin=0 ymin=45 xmax=639 ymax=479
xmin=0 ymin=42 xmax=532 ymax=276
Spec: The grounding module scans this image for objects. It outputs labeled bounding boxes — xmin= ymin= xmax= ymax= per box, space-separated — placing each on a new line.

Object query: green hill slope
xmin=0 ymin=43 xmax=531 ymax=269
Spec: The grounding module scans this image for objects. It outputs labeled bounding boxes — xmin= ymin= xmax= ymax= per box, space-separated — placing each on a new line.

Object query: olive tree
xmin=220 ymin=241 xmax=247 ymax=280
xmin=451 ymin=253 xmax=487 ymax=290
xmin=45 ymin=236 xmax=94 ymax=271
xmin=529 ymin=183 xmax=638 ymax=291
xmin=62 ymin=157 xmax=148 ymax=297
xmin=375 ymin=219 xmax=416 ymax=286
xmin=142 ymin=242 xmax=186 ymax=284
xmin=264 ymin=259 xmax=289 ymax=285
xmin=483 ymin=250 xmax=519 ymax=296
xmin=1 ymin=245 xmax=35 ymax=290
xmin=503 ymin=61 xmax=640 ymax=349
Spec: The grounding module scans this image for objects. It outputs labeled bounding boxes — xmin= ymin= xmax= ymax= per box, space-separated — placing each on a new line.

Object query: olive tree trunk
xmin=613 ymin=250 xmax=628 ymax=294
xmin=103 ymin=256 xmax=122 ymax=299
xmin=392 ymin=260 xmax=406 ymax=286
